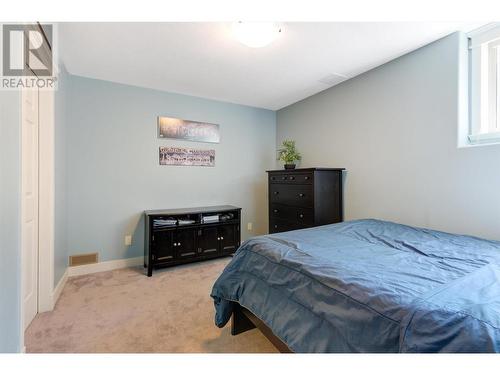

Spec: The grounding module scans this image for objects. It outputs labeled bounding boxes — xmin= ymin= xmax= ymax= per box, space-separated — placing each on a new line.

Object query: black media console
xmin=144 ymin=205 xmax=241 ymax=276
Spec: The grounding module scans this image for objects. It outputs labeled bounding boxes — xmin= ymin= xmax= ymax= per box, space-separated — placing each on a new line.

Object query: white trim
xmin=467 ymin=24 xmax=500 ymax=146
xmin=458 ymin=32 xmax=470 ymax=148
xmin=38 ymin=88 xmax=55 ymax=313
xmin=468 ymin=23 xmax=500 ymax=48
xmin=468 ymin=23 xmax=500 ymax=38
xmin=15 ymin=90 xmax=24 ymax=354
xmin=468 ymin=131 xmax=500 ymax=144
xmin=18 ymin=25 xmax=56 ymax=352
xmin=67 ymin=257 xmax=143 ymax=277
xmin=20 ymin=87 xmax=39 ymax=349
xmin=51 ymin=268 xmax=68 ymax=308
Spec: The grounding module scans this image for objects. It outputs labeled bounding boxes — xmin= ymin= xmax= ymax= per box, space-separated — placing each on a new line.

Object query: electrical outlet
xmin=247 ymin=222 xmax=253 ymax=231
xmin=125 ymin=235 xmax=132 ymax=246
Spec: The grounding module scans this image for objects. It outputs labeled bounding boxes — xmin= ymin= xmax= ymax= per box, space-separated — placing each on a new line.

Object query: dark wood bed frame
xmin=231 ymin=303 xmax=292 ymax=353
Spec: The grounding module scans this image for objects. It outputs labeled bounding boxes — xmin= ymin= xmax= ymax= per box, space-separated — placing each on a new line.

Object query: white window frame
xmin=468 ymin=23 xmax=500 ymax=145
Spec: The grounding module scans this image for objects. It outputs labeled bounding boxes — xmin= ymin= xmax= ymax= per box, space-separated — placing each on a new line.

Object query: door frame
xmin=19 ymin=22 xmax=56 ymax=352
xmin=37 ymin=87 xmax=55 ymax=313
xmin=19 ymin=84 xmax=55 ymax=351
xmin=20 ymin=87 xmax=40 ymax=343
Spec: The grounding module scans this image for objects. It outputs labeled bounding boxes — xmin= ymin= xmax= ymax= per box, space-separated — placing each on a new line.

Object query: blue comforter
xmin=210 ymin=219 xmax=500 ymax=352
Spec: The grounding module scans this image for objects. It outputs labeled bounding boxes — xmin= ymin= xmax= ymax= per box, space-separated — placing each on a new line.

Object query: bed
xmin=210 ymin=219 xmax=500 ymax=353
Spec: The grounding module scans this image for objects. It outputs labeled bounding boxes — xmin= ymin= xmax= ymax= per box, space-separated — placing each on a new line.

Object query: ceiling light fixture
xmin=232 ymin=22 xmax=282 ymax=48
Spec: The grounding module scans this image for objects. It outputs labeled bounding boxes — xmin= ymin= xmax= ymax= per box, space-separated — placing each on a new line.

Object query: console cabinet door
xmin=219 ymin=224 xmax=240 ymax=255
xmin=175 ymin=229 xmax=197 ymax=259
xmin=153 ymin=230 xmax=175 ymax=263
xmin=197 ymin=227 xmax=219 ymax=256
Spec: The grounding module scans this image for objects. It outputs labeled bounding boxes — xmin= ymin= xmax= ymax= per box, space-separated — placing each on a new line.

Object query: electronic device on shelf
xmin=178 ymin=219 xmax=196 ymax=225
xmin=201 ymin=214 xmax=219 ymax=223
xmin=153 ymin=218 xmax=178 ymax=228
xmin=219 ymin=213 xmax=234 ymax=221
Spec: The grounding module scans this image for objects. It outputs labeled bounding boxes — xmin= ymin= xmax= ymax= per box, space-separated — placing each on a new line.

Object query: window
xmin=468 ymin=23 xmax=500 ymax=145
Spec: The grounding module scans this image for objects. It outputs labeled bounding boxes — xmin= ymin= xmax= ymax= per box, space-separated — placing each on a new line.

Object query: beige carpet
xmin=25 ymin=258 xmax=278 ymax=353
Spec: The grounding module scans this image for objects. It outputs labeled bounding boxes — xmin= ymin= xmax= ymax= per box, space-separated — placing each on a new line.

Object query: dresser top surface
xmin=266 ymin=167 xmax=345 ymax=173
xmin=145 ymin=205 xmax=241 ymax=216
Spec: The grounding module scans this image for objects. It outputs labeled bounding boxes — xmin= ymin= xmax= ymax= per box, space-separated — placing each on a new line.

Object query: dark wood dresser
xmin=267 ymin=168 xmax=345 ymax=234
xmin=144 ymin=205 xmax=241 ymax=276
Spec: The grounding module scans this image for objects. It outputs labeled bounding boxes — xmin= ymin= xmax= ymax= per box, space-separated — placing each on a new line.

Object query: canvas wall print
xmin=159 ymin=147 xmax=215 ymax=167
xmin=158 ymin=116 xmax=220 ymax=143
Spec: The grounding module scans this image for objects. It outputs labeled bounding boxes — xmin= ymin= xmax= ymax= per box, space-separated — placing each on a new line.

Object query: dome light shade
xmin=232 ymin=22 xmax=282 ymax=48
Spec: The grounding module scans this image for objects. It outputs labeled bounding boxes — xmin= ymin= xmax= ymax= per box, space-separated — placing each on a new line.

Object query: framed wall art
xmin=157 ymin=116 xmax=220 ymax=143
xmin=159 ymin=147 xmax=215 ymax=167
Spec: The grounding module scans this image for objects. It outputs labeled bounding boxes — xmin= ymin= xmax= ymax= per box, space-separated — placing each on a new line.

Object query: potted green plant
xmin=277 ymin=140 xmax=302 ymax=169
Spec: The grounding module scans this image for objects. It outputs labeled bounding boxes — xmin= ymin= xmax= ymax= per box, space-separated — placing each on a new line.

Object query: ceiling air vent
xmin=69 ymin=252 xmax=99 ymax=267
xmin=318 ymin=73 xmax=348 ymax=87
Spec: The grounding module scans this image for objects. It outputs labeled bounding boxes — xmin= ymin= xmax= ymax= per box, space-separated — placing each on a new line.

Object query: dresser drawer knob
xmin=274 ymin=225 xmax=278 ymax=229
xmin=273 ymin=191 xmax=279 ymax=195
xmin=273 ymin=209 xmax=279 ymax=213
xmin=304 ymin=176 xmax=309 ymax=180
xmin=298 ymin=193 xmax=305 ymax=197
xmin=299 ymin=214 xmax=304 ymax=218
xmin=289 ymin=176 xmax=295 ymax=180
xmin=282 ymin=176 xmax=287 ymax=180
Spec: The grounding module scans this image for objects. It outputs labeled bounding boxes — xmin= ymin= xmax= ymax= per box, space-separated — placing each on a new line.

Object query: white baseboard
xmin=67 ymin=256 xmax=143 ymax=277
xmin=51 ymin=268 xmax=68 ymax=308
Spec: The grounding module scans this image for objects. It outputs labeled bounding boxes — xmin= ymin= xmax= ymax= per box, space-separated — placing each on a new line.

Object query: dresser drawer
xmin=269 ymin=218 xmax=309 ymax=234
xmin=269 ymin=184 xmax=313 ymax=207
xmin=267 ymin=168 xmax=345 ymax=235
xmin=270 ymin=203 xmax=314 ymax=225
xmin=269 ymin=173 xmax=313 ymax=184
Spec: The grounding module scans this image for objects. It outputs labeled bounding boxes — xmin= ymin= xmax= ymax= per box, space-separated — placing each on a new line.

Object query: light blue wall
xmin=277 ymin=32 xmax=500 ymax=241
xmin=54 ymin=65 xmax=69 ymax=287
xmin=64 ymin=75 xmax=276 ymax=262
xmin=0 ymin=90 xmax=22 ymax=352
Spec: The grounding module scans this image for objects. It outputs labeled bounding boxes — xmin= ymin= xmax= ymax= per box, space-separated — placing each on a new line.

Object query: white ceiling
xmin=59 ymin=22 xmax=480 ymax=110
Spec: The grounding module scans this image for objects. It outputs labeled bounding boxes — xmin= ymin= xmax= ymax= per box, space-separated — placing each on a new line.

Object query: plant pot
xmin=284 ymin=164 xmax=296 ymax=170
